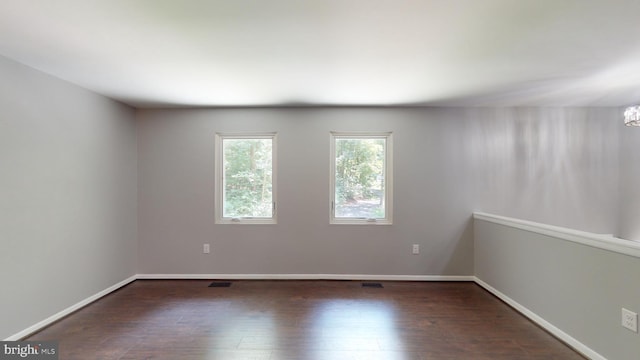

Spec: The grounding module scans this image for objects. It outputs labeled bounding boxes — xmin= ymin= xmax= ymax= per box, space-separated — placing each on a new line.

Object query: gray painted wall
xmin=619 ymin=120 xmax=640 ymax=241
xmin=475 ymin=218 xmax=640 ymax=360
xmin=0 ymin=56 xmax=138 ymax=339
xmin=137 ymin=107 xmax=622 ymax=275
xmin=137 ymin=108 xmax=476 ymax=275
xmin=470 ymin=107 xmax=620 ymax=235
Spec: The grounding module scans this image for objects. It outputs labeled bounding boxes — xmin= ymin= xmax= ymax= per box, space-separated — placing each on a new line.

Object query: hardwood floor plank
xmin=24 ymin=280 xmax=586 ymax=359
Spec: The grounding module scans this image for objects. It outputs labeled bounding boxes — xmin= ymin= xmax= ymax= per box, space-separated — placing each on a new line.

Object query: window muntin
xmin=215 ymin=133 xmax=276 ymax=224
xmin=330 ymin=132 xmax=392 ymax=224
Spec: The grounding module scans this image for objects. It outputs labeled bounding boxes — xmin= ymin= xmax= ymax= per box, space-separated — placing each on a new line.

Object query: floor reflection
xmin=305 ymin=299 xmax=406 ymax=360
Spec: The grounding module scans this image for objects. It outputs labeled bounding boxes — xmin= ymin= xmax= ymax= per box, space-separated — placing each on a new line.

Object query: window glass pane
xmin=222 ymin=138 xmax=273 ymax=218
xmin=335 ymin=138 xmax=386 ymax=218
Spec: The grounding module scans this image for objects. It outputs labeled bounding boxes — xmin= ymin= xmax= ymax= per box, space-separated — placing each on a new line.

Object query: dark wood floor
xmin=25 ymin=280 xmax=585 ymax=359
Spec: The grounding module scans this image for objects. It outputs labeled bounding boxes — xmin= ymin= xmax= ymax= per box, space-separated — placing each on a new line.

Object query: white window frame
xmin=330 ymin=131 xmax=393 ymax=225
xmin=215 ymin=132 xmax=277 ymax=224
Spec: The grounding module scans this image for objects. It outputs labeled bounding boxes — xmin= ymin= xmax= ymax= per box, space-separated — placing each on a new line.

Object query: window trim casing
xmin=215 ymin=132 xmax=277 ymax=225
xmin=329 ymin=131 xmax=393 ymax=225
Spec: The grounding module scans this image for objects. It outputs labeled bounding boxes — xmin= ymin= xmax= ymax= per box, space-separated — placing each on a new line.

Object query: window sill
xmin=216 ymin=217 xmax=277 ymax=225
xmin=330 ymin=218 xmax=392 ymax=225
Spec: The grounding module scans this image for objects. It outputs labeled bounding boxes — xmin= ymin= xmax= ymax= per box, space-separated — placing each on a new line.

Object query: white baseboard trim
xmin=5 ymin=275 xmax=137 ymax=341
xmin=8 ymin=272 xmax=605 ymax=360
xmin=473 ymin=277 xmax=605 ymax=360
xmin=136 ymin=273 xmax=475 ymax=281
xmin=6 ymin=273 xmax=471 ymax=340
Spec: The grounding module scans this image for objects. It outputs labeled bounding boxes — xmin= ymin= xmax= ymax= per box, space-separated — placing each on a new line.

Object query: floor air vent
xmin=208 ymin=281 xmax=232 ymax=288
xmin=362 ymin=282 xmax=383 ymax=288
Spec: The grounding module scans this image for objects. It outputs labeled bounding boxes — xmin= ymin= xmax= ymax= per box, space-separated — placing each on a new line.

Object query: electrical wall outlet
xmin=412 ymin=244 xmax=419 ymax=254
xmin=203 ymin=244 xmax=210 ymax=254
xmin=622 ymin=308 xmax=638 ymax=333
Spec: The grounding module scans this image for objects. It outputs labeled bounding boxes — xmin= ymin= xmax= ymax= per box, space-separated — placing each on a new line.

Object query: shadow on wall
xmin=471 ymin=108 xmax=620 ymax=236
xmin=442 ymin=215 xmax=474 ymax=275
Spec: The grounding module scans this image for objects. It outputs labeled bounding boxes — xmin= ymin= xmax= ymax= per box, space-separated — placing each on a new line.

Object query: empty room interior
xmin=1 ymin=1 xmax=640 ymax=359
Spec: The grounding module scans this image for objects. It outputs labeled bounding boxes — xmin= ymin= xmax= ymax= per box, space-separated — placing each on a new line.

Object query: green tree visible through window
xmin=222 ymin=138 xmax=273 ymax=218
xmin=334 ymin=137 xmax=386 ymax=218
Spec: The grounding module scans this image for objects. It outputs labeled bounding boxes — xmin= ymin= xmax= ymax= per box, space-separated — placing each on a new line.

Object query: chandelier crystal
xmin=624 ymin=106 xmax=640 ymax=126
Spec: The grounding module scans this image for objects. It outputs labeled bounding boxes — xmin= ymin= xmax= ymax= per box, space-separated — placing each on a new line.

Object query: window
xmin=215 ymin=133 xmax=276 ymax=224
xmin=330 ymin=132 xmax=392 ymax=224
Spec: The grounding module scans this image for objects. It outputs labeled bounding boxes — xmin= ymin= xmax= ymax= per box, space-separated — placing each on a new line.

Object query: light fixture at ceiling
xmin=624 ymin=106 xmax=640 ymax=126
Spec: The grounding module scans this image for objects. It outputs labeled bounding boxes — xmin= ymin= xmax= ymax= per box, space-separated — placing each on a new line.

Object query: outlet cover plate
xmin=622 ymin=308 xmax=638 ymax=333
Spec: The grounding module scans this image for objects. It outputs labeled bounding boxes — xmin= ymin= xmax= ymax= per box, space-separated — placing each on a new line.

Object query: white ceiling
xmin=1 ymin=0 xmax=640 ymax=108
